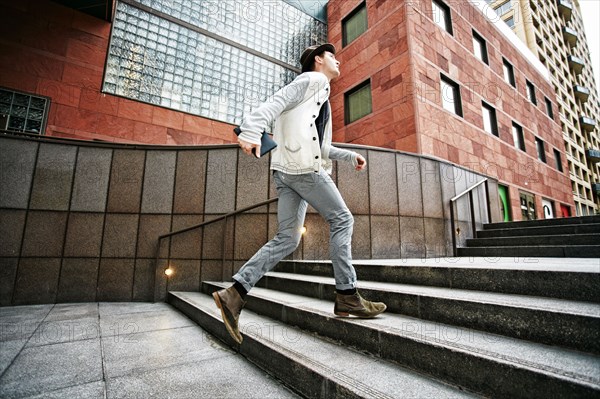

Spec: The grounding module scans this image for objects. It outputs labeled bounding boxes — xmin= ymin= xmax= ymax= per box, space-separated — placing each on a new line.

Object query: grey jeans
xmin=233 ymin=169 xmax=357 ymax=292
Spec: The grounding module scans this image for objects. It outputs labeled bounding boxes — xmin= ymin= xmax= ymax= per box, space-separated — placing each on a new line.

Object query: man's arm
xmin=329 ymin=146 xmax=367 ymax=171
xmin=237 ymin=73 xmax=311 ymax=156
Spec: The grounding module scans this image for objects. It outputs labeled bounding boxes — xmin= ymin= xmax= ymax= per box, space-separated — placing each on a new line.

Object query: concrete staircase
xmin=168 ymin=259 xmax=600 ymax=398
xmin=458 ymin=215 xmax=600 ymax=258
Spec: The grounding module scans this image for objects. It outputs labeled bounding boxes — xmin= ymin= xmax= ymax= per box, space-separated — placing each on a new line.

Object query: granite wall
xmin=0 ymin=134 xmax=500 ymax=305
xmin=327 ymin=0 xmax=574 ymax=220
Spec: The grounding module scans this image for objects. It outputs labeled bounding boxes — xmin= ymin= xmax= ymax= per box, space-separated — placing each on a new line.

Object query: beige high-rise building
xmin=488 ymin=0 xmax=600 ymax=215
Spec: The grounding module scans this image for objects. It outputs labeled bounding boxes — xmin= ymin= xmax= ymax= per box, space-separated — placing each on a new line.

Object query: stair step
xmin=276 ymin=260 xmax=600 ymax=303
xmin=476 ymin=223 xmax=600 ymax=238
xmin=195 ymin=285 xmax=600 ymax=399
xmin=168 ymin=291 xmax=477 ymax=399
xmin=257 ymin=272 xmax=600 ymax=354
xmin=467 ymin=234 xmax=600 ymax=247
xmin=484 ymin=215 xmax=600 ymax=230
xmin=458 ymin=245 xmax=600 ymax=258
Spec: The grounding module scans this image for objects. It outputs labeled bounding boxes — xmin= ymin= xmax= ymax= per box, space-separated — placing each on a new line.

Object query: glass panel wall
xmin=103 ymin=1 xmax=327 ymax=125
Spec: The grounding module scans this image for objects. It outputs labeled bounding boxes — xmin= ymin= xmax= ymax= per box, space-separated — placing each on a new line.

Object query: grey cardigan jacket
xmin=237 ymin=71 xmax=358 ymax=175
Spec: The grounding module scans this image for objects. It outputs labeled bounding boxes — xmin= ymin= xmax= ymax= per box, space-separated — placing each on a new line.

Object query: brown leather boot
xmin=213 ymin=286 xmax=246 ymax=344
xmin=334 ymin=291 xmax=386 ymax=318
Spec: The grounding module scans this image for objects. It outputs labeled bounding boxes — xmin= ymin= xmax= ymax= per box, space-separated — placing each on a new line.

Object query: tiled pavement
xmin=0 ymin=302 xmax=298 ymax=399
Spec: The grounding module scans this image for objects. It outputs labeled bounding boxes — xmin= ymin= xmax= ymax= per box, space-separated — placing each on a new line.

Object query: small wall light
xmin=301 ymin=226 xmax=307 ymax=235
xmin=164 ymin=268 xmax=174 ymax=277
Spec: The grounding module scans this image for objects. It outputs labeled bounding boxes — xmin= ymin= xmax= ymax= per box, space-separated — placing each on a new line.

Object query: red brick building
xmin=0 ymin=0 xmax=574 ymax=220
xmin=0 ymin=0 xmax=234 ymax=145
xmin=328 ymin=0 xmax=574 ymax=220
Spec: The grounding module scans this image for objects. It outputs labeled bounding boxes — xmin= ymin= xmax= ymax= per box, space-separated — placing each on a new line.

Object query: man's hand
xmin=238 ymin=138 xmax=261 ymax=158
xmin=355 ymin=154 xmax=367 ymax=171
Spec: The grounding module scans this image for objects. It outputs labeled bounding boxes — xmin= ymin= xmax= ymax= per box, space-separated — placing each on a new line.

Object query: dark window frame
xmin=472 ymin=30 xmax=489 ymax=65
xmin=503 ymin=58 xmax=516 ymax=88
xmin=342 ymin=1 xmax=368 ymax=47
xmin=512 ymin=122 xmax=526 ymax=152
xmin=535 ymin=137 xmax=547 ymax=163
xmin=481 ymin=101 xmax=499 ymax=136
xmin=432 ymin=0 xmax=453 ymax=35
xmin=440 ymin=74 xmax=463 ymax=117
xmin=545 ymin=97 xmax=554 ymax=118
xmin=526 ymin=80 xmax=537 ymax=105
xmin=554 ymin=148 xmax=564 ymax=172
xmin=344 ymin=79 xmax=373 ymax=125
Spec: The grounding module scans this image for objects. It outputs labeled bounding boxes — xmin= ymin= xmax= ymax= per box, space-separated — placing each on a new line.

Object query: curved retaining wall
xmin=0 ymin=134 xmax=500 ymax=305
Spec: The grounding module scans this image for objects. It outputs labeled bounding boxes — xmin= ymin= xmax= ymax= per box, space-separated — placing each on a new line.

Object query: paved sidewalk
xmin=0 ymin=302 xmax=298 ymax=399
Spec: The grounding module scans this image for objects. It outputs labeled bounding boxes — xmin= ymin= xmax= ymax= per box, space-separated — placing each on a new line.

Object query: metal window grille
xmin=0 ymin=88 xmax=49 ymax=134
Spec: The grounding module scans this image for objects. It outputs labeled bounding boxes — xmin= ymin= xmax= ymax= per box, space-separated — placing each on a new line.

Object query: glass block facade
xmin=103 ymin=0 xmax=327 ymax=125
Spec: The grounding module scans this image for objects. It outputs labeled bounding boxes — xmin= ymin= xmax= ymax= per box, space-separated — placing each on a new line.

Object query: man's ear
xmin=314 ymin=54 xmax=324 ymax=67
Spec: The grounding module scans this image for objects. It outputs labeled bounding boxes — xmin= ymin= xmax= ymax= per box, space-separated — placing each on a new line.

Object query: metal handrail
xmin=449 ymin=179 xmax=492 ymax=257
xmin=153 ymin=197 xmax=279 ymax=300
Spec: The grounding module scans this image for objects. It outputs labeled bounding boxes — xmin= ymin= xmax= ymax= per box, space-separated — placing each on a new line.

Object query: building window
xmin=472 ymin=30 xmax=489 ymax=65
xmin=504 ymin=16 xmax=515 ymax=28
xmin=482 ymin=101 xmax=498 ymax=136
xmin=535 ymin=137 xmax=546 ymax=163
xmin=503 ymin=58 xmax=516 ymax=88
xmin=342 ymin=2 xmax=368 ymax=47
xmin=545 ymin=97 xmax=554 ymax=118
xmin=512 ymin=122 xmax=526 ymax=151
xmin=440 ymin=75 xmax=462 ymax=117
xmin=494 ymin=0 xmax=513 ymax=15
xmin=345 ymin=80 xmax=372 ymax=124
xmin=0 ymin=88 xmax=49 ymax=134
xmin=520 ymin=191 xmax=537 ymax=221
xmin=526 ymin=80 xmax=537 ymax=104
xmin=554 ymin=149 xmax=564 ymax=172
xmin=432 ymin=0 xmax=453 ymax=35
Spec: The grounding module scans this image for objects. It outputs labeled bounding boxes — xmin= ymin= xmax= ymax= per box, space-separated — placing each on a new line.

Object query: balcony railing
xmin=586 ymin=148 xmax=600 ymax=162
xmin=568 ymin=55 xmax=584 ymax=75
xmin=573 ymin=85 xmax=590 ymax=102
xmin=580 ymin=116 xmax=597 ymax=132
xmin=557 ymin=0 xmax=573 ymax=21
xmin=562 ymin=26 xmax=578 ymax=47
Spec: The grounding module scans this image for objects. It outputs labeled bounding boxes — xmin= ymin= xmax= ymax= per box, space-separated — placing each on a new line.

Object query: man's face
xmin=315 ymin=51 xmax=340 ymax=79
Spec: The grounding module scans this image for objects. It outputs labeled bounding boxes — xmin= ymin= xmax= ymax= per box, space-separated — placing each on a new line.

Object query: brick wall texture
xmin=328 ymin=0 xmax=574 ymax=219
xmin=0 ymin=0 xmax=235 ymax=145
